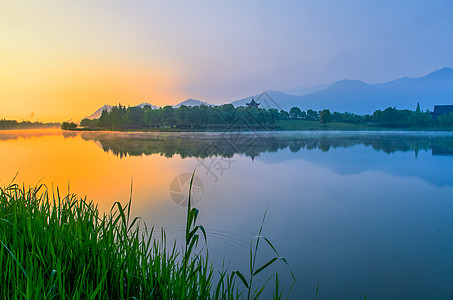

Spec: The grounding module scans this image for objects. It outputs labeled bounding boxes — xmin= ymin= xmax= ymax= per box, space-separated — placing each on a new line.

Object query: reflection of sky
xmin=1 ymin=130 xmax=453 ymax=299
xmin=201 ymin=154 xmax=453 ymax=299
xmin=257 ymin=145 xmax=453 ymax=187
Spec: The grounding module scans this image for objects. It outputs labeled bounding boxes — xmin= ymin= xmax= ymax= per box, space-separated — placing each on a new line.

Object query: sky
xmin=1 ymin=1 xmax=453 ymax=122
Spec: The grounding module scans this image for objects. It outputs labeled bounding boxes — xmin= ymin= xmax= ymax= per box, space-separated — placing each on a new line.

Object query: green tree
xmin=306 ymin=109 xmax=319 ymax=121
xmin=279 ymin=110 xmax=289 ymax=120
xmin=176 ymin=105 xmax=190 ymax=127
xmin=219 ymin=104 xmax=235 ymax=126
xmin=437 ymin=112 xmax=453 ymax=127
xmin=289 ymin=107 xmax=302 ymax=119
xmin=98 ymin=109 xmax=109 ymax=128
xmin=161 ymin=106 xmax=175 ymax=127
xmin=373 ymin=107 xmax=412 ymax=127
xmin=319 ymin=109 xmax=332 ymax=126
xmin=80 ymin=118 xmax=98 ymax=128
xmin=126 ymin=106 xmax=145 ymax=127
xmin=408 ymin=110 xmax=431 ymax=128
xmin=61 ymin=122 xmax=77 ymax=130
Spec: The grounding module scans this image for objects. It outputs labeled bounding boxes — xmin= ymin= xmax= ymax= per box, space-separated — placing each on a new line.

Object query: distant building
xmin=432 ymin=105 xmax=453 ymax=118
xmin=246 ymin=98 xmax=260 ymax=108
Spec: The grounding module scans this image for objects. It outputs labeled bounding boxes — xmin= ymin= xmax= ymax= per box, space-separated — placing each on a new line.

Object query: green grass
xmin=0 ymin=177 xmax=293 ymax=299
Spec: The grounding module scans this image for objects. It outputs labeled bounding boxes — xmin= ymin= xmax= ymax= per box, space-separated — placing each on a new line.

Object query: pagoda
xmin=246 ymin=98 xmax=260 ymax=108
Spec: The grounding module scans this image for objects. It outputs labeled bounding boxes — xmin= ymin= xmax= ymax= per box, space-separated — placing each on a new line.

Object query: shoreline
xmin=67 ymin=126 xmax=453 ymax=133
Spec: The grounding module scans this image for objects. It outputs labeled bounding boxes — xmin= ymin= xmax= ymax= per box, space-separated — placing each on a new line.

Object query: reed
xmin=0 ymin=176 xmax=293 ymax=299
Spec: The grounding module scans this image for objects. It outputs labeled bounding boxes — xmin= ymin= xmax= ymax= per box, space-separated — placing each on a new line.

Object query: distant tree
xmin=268 ymin=108 xmax=280 ymax=123
xmin=300 ymin=110 xmax=307 ymax=119
xmin=332 ymin=112 xmax=362 ymax=125
xmin=279 ymin=110 xmax=289 ymax=120
xmin=0 ymin=119 xmax=18 ymax=129
xmin=408 ymin=104 xmax=432 ymax=127
xmin=144 ymin=108 xmax=161 ymax=127
xmin=306 ymin=109 xmax=319 ymax=121
xmin=319 ymin=109 xmax=332 ymax=126
xmin=437 ymin=112 xmax=453 ymax=127
xmin=362 ymin=114 xmax=374 ymax=124
xmin=289 ymin=107 xmax=302 ymax=119
xmin=176 ymin=105 xmax=190 ymax=127
xmin=126 ymin=106 xmax=145 ymax=127
xmin=61 ymin=122 xmax=77 ymax=130
xmin=80 ymin=118 xmax=98 ymax=128
xmin=373 ymin=107 xmax=411 ymax=127
xmin=220 ymin=104 xmax=235 ymax=125
xmin=161 ymin=105 xmax=175 ymax=127
xmin=98 ymin=109 xmax=110 ymax=128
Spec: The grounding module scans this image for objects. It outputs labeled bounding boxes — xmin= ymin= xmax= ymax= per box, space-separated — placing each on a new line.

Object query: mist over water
xmin=1 ymin=129 xmax=453 ymax=300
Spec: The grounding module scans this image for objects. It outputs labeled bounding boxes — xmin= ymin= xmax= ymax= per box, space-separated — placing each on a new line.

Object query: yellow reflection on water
xmin=0 ymin=129 xmax=195 ymax=214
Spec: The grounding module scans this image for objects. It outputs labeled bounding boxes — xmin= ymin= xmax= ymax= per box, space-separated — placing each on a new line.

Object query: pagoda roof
xmin=246 ymin=99 xmax=260 ymax=107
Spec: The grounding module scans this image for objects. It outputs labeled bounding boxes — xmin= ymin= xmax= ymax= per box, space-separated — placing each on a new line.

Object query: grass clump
xmin=0 ymin=177 xmax=293 ymax=299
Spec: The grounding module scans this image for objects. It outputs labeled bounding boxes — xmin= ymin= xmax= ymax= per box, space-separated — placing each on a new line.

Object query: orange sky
xmin=1 ymin=56 xmax=184 ymax=122
xmin=0 ymin=2 xmax=186 ymax=123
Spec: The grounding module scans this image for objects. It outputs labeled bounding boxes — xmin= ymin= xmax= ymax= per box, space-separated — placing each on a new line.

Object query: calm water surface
xmin=1 ymin=129 xmax=453 ymax=300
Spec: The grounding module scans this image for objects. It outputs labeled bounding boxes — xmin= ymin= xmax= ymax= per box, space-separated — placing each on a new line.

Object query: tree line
xmin=81 ymin=104 xmax=282 ymax=130
xmin=290 ymin=103 xmax=452 ymax=128
xmin=0 ymin=119 xmax=60 ymax=130
xmin=69 ymin=102 xmax=453 ymax=130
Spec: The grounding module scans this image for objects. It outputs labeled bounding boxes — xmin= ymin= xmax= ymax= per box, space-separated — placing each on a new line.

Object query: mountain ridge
xmin=230 ymin=67 xmax=453 ymax=113
xmin=85 ymin=67 xmax=453 ymax=119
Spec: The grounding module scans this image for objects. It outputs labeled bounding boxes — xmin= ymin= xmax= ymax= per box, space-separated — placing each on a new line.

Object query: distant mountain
xmin=174 ymin=98 xmax=209 ymax=108
xmin=84 ymin=68 xmax=453 ymax=118
xmin=85 ymin=105 xmax=113 ymax=120
xmin=231 ymin=67 xmax=453 ymax=114
xmin=284 ymin=84 xmax=330 ymax=96
xmin=136 ymin=102 xmax=158 ymax=109
xmin=85 ymin=99 xmax=210 ymax=120
xmin=85 ymin=103 xmax=157 ymax=119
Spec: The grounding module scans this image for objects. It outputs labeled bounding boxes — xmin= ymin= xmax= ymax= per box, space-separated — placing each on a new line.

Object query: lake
xmin=1 ymin=129 xmax=453 ymax=300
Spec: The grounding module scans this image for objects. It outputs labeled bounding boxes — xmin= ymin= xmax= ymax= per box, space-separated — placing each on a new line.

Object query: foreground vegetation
xmin=0 ymin=180 xmax=293 ymax=299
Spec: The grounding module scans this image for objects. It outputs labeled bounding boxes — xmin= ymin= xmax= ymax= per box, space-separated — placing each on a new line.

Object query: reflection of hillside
xmin=80 ymin=132 xmax=453 ymax=159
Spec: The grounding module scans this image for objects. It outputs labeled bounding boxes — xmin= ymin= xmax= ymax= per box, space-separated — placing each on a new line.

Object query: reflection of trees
xmin=80 ymin=132 xmax=453 ymax=159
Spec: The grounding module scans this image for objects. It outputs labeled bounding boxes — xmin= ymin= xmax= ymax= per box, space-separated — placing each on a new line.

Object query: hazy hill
xmin=85 ymin=99 xmax=210 ymax=120
xmin=85 ymin=103 xmax=157 ymax=119
xmin=84 ymin=67 xmax=453 ymax=118
xmin=173 ymin=98 xmax=209 ymax=108
xmin=231 ymin=67 xmax=453 ymax=114
xmin=86 ymin=105 xmax=113 ymax=119
xmin=284 ymin=84 xmax=330 ymax=96
xmin=136 ymin=103 xmax=158 ymax=109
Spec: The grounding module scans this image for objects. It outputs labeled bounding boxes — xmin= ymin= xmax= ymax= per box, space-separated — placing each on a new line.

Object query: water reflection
xmin=0 ymin=128 xmax=62 ymax=141
xmin=76 ymin=131 xmax=453 ymax=159
xmin=1 ymin=129 xmax=453 ymax=299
